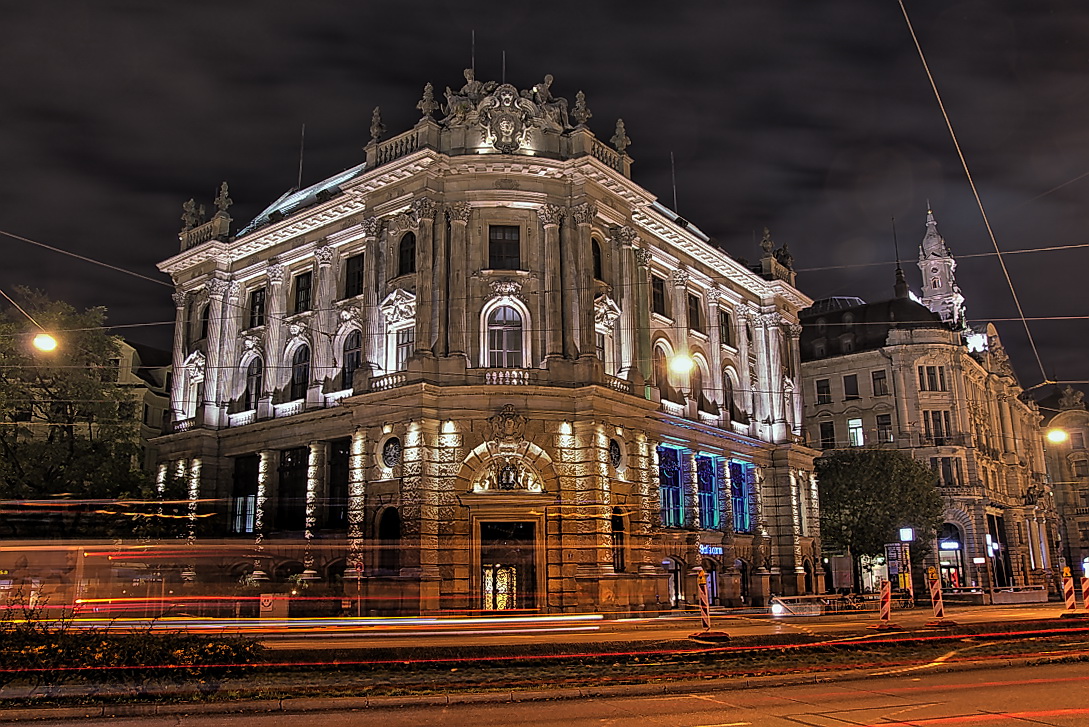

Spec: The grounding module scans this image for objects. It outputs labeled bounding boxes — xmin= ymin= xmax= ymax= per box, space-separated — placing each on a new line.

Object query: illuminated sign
xmin=698 ymin=544 xmax=723 ymax=556
xmin=939 ymin=541 xmax=961 ymax=550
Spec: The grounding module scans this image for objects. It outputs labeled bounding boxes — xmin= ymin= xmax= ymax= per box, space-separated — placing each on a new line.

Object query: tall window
xmin=230 ymin=455 xmax=259 ymax=535
xmin=488 ymin=225 xmax=520 ymax=270
xmin=398 ymin=232 xmax=416 ymax=276
xmin=847 ymin=417 xmax=864 ymax=446
xmin=657 ymin=446 xmax=684 ymax=528
xmin=816 ymin=378 xmax=831 ymax=404
xmin=697 ymin=455 xmax=719 ymax=530
xmin=244 ymin=357 xmax=263 ymax=410
xmin=611 ymin=507 xmax=626 ymax=573
xmin=326 ymin=439 xmax=350 ymax=530
xmin=723 ymin=376 xmax=735 ymax=420
xmin=275 ymin=447 xmax=307 ymax=531
xmin=290 ymin=345 xmax=310 ymax=400
xmin=687 ymin=293 xmax=703 ymax=333
xmin=877 ymin=413 xmax=893 ymax=442
xmin=248 ymin=288 xmax=266 ymax=328
xmin=819 ymin=421 xmax=836 ymax=449
xmin=486 ymin=305 xmax=523 ymax=367
xmin=342 ymin=330 xmax=362 ymax=386
xmin=924 ymin=409 xmax=952 ymax=445
xmin=653 ymin=347 xmax=680 ymax=403
xmin=592 ymin=239 xmax=604 ymax=281
xmin=843 ymin=374 xmax=859 ymax=399
xmin=1073 ymin=432 xmax=1086 ymax=450
xmin=918 ymin=365 xmax=947 ymax=392
xmin=730 ymin=461 xmax=752 ymax=533
xmin=394 ymin=327 xmax=414 ymax=371
xmin=199 ymin=304 xmax=210 ymax=340
xmin=872 ymin=369 xmax=889 ymax=396
xmin=293 ymin=271 xmax=312 ymax=314
xmin=651 ymin=275 xmax=667 ymax=316
xmin=344 ymin=253 xmax=364 ymax=298
xmin=719 ymin=310 xmax=733 ymax=346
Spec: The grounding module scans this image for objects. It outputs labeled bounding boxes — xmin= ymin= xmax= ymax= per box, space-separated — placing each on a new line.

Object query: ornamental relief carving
xmin=336 ymin=302 xmax=363 ymax=323
xmin=670 ymin=269 xmax=690 ymax=287
xmin=609 ymin=225 xmax=638 ymax=247
xmin=380 ymin=288 xmax=417 ymax=325
xmin=478 ymin=83 xmax=537 ymax=153
xmin=632 ymin=247 xmax=652 ymax=268
xmin=314 ymin=245 xmax=334 ymax=264
xmin=489 ymin=279 xmax=523 ymax=298
xmin=571 ymin=202 xmax=596 ymax=225
xmin=538 ymin=204 xmax=564 ymax=226
xmin=487 ymin=404 xmax=526 ymax=443
xmin=240 ymin=331 xmax=264 ymax=356
xmin=361 ymin=216 xmax=381 ymax=238
xmin=266 ymin=263 xmax=285 ymax=284
xmin=448 ymin=201 xmax=472 ymax=222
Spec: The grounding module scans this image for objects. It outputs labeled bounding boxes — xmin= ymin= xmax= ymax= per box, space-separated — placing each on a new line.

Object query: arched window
xmin=653 ymin=347 xmax=680 ymax=403
xmin=398 ymin=232 xmax=416 ymax=277
xmin=199 ymin=304 xmax=210 ymax=340
xmin=611 ymin=507 xmax=626 ymax=573
xmin=592 ymin=239 xmax=604 ymax=281
xmin=342 ymin=330 xmax=362 ymax=387
xmin=487 ymin=305 xmax=523 ymax=367
xmin=377 ymin=507 xmax=401 ymax=573
xmin=723 ymin=375 xmax=734 ymax=421
xmin=290 ymin=345 xmax=310 ymax=401
xmin=244 ymin=358 xmax=263 ymax=410
xmin=690 ymin=365 xmax=703 ymax=406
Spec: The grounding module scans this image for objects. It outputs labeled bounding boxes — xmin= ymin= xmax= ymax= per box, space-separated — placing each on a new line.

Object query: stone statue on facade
xmin=181 ymin=199 xmax=201 ymax=231
xmin=416 ymin=82 xmax=439 ymax=118
xmin=530 ymin=74 xmax=569 ymax=128
xmin=572 ymin=90 xmax=591 ymax=126
xmin=214 ymin=182 xmax=232 ymax=214
xmin=369 ymin=106 xmax=385 ymax=143
xmin=611 ymin=119 xmax=630 ymax=154
xmin=1060 ymin=385 xmax=1086 ymax=410
xmin=774 ymin=242 xmax=794 ymax=270
xmin=760 ymin=227 xmax=774 ymax=255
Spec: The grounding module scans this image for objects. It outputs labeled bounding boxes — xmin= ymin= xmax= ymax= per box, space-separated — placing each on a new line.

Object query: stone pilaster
xmin=683 ymin=449 xmax=699 ymax=530
xmin=573 ymin=203 xmax=597 ymax=359
xmin=560 ymin=209 xmax=580 ymax=358
xmin=215 ymin=281 xmax=243 ymax=410
xmin=169 ymin=290 xmax=189 ymax=422
xmin=540 ymin=204 xmax=564 ymax=359
xmin=612 ymin=226 xmax=638 ymax=377
xmin=447 ymin=203 xmax=471 ymax=359
xmin=413 ymin=197 xmax=436 ymax=355
xmin=313 ymin=245 xmax=336 ymax=387
xmin=633 ymin=248 xmax=653 ymax=381
xmin=201 ymin=277 xmax=229 ymax=427
xmin=706 ymin=288 xmax=724 ymax=415
xmin=360 ymin=217 xmax=383 ymax=373
xmin=264 ymin=263 xmax=286 ymax=392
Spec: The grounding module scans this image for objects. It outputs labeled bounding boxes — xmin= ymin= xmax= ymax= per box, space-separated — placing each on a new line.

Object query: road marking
xmin=692 ymin=723 xmax=750 ymax=726
xmin=870 ymin=649 xmax=958 ymax=676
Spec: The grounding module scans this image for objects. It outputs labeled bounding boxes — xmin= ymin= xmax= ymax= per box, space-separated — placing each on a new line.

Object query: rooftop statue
xmin=1060 ymin=385 xmax=1086 ymax=410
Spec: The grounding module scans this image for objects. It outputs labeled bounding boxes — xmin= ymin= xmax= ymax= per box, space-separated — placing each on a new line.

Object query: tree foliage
xmin=816 ymin=448 xmax=943 ymax=559
xmin=0 ymin=290 xmax=151 ymax=536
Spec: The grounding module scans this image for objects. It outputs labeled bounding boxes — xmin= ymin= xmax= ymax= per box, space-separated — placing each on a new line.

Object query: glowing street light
xmin=669 ymin=352 xmax=694 ymax=377
xmin=32 ymin=333 xmax=58 ymax=352
xmin=1046 ymin=428 xmax=1069 ymax=444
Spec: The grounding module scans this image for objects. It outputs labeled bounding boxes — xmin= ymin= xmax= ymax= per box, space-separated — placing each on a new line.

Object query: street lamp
xmin=669 ymin=352 xmax=694 ymax=377
xmin=972 ymin=556 xmax=990 ymax=605
xmin=899 ymin=527 xmax=915 ymax=603
xmin=32 ymin=333 xmax=57 ymax=352
xmin=1046 ymin=428 xmax=1069 ymax=445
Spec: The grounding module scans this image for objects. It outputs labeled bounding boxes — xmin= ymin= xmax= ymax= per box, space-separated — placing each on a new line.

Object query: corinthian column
xmin=413 ymin=197 xmax=436 ymax=355
xmin=215 ymin=280 xmax=243 ymax=408
xmin=540 ymin=204 xmax=564 ymax=360
xmin=313 ymin=245 xmax=336 ymax=387
xmin=612 ymin=226 xmax=638 ymax=376
xmin=201 ymin=277 xmax=229 ymax=427
xmin=360 ymin=217 xmax=383 ymax=373
xmin=573 ymin=203 xmax=597 ymax=358
xmin=169 ymin=290 xmax=189 ymax=422
xmin=264 ymin=263 xmax=286 ymax=392
xmin=559 ymin=209 xmax=579 ymax=358
xmin=633 ymin=248 xmax=653 ymax=381
xmin=447 ymin=203 xmax=471 ymax=359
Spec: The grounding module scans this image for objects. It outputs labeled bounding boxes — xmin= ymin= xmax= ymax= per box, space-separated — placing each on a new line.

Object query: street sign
xmin=927 ymin=566 xmax=939 ymax=581
xmin=259 ymin=593 xmax=275 ymax=613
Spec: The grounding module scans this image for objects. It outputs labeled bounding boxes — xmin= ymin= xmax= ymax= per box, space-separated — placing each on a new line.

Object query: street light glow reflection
xmin=32 ymin=333 xmax=57 ymax=352
xmin=1046 ymin=428 xmax=1069 ymax=444
xmin=669 ymin=353 xmax=693 ymax=376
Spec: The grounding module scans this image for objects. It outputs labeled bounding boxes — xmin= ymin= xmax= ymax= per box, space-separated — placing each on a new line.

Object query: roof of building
xmin=799 ymin=294 xmax=949 ymax=362
xmin=235 ymin=162 xmax=368 ymax=238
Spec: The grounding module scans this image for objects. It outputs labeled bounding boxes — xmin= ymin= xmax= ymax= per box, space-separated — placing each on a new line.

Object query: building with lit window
xmin=1039 ymin=385 xmax=1089 ymax=578
xmin=799 ymin=209 xmax=1059 ymax=593
xmin=154 ymin=71 xmax=819 ymax=615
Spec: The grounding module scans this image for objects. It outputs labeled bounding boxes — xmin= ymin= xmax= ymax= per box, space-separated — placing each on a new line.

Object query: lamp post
xmin=899 ymin=527 xmax=915 ymax=604
xmin=972 ymin=556 xmax=989 ymax=605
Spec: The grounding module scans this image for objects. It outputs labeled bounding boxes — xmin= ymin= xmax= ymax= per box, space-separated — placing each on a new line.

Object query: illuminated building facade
xmin=1039 ymin=386 xmax=1089 ymax=578
xmin=155 ymin=71 xmax=819 ymax=614
xmin=799 ymin=211 xmax=1059 ymax=593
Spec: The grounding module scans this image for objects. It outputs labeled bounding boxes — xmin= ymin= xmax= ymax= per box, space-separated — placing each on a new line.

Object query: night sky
xmin=3 ymin=1 xmax=1087 ymax=390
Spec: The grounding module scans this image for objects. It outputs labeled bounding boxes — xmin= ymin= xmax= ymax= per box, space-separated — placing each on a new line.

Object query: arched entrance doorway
xmin=701 ymin=558 xmax=721 ymax=605
xmin=734 ymin=558 xmax=751 ymax=603
xmin=803 ymin=558 xmax=814 ymax=594
xmin=663 ymin=556 xmax=685 ymax=608
xmin=937 ymin=522 xmax=966 ymax=588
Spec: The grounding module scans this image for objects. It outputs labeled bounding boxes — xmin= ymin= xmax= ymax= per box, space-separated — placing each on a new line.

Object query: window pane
xmin=488 ymin=225 xmax=520 ymax=270
xmin=847 ymin=418 xmax=864 ymax=446
xmin=844 ymin=375 xmax=859 ymax=399
xmin=344 ymin=254 xmax=364 ymax=298
xmin=293 ymin=272 xmax=312 ymax=314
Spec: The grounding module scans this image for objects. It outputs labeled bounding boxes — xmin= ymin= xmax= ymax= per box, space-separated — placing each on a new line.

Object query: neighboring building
xmin=121 ymin=340 xmax=172 ymax=471
xmin=153 ymin=70 xmax=820 ymax=615
xmin=1039 ymin=385 xmax=1089 ymax=578
xmin=799 ymin=209 xmax=1059 ymax=592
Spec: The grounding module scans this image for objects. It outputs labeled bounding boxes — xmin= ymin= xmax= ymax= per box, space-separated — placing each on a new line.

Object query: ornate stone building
xmin=799 ymin=210 xmax=1059 ymax=592
xmin=1040 ymin=385 xmax=1089 ymax=578
xmin=154 ymin=71 xmax=819 ymax=615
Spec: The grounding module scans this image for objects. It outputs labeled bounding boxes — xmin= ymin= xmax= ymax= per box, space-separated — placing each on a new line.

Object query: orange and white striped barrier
xmin=1063 ymin=576 xmax=1076 ymax=611
xmin=868 ymin=580 xmax=898 ymax=630
xmin=929 ymin=577 xmax=945 ymax=620
xmin=1082 ymin=578 xmax=1089 ymax=612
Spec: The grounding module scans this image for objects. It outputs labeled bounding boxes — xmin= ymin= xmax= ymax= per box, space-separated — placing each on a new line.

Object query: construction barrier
xmin=698 ymin=570 xmax=710 ymax=631
xmin=1063 ymin=576 xmax=1077 ymax=611
xmin=929 ymin=576 xmax=945 ymax=620
xmin=1082 ymin=578 xmax=1089 ymax=612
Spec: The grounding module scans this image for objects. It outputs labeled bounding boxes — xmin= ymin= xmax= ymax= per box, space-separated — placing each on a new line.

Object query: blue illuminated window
xmin=657 ymin=446 xmax=684 ymax=528
xmin=730 ymin=461 xmax=752 ymax=534
xmin=697 ymin=455 xmax=719 ymax=530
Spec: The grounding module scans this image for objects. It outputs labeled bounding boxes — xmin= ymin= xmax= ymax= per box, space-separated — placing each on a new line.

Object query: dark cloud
xmin=2 ymin=1 xmax=1086 ymax=385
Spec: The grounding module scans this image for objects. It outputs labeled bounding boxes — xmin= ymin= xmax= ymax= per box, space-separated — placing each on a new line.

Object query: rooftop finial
xmin=611 ymin=119 xmax=630 ymax=154
xmin=572 ymin=90 xmax=591 ymax=126
xmin=214 ymin=182 xmax=232 ymax=214
xmin=417 ymin=83 xmax=439 ymax=118
xmin=369 ymin=107 xmax=385 ymax=143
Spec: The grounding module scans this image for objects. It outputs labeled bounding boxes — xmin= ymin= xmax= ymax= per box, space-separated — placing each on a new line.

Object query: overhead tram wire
xmin=1 ymin=228 xmax=173 ymax=288
xmin=897 ymin=0 xmax=1051 ymax=386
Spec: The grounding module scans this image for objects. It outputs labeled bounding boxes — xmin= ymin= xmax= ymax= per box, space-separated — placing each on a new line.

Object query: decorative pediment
xmin=380 ymin=288 xmax=416 ymax=325
xmin=594 ymin=294 xmax=622 ymax=331
xmin=490 ymin=279 xmax=523 ymax=298
xmin=336 ymin=302 xmax=363 ymax=323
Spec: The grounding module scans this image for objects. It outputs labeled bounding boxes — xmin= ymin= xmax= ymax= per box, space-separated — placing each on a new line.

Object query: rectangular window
xmin=276 ymin=447 xmax=308 ymax=531
xmin=231 ymin=455 xmax=259 ymax=535
xmin=395 ymin=327 xmax=415 ymax=371
xmin=924 ymin=410 xmax=952 ymax=445
xmin=819 ymin=421 xmax=836 ymax=449
xmin=595 ymin=332 xmax=606 ymax=361
xmin=877 ymin=413 xmax=893 ymax=442
xmin=687 ymin=293 xmax=703 ymax=333
xmin=326 ymin=439 xmax=350 ymax=530
xmin=718 ymin=310 xmax=733 ymax=346
xmin=730 ymin=461 xmax=752 ymax=533
xmin=248 ymin=287 xmax=266 ymax=328
xmin=1072 ymin=432 xmax=1086 ymax=450
xmin=293 ymin=271 xmax=312 ymax=314
xmin=697 ymin=455 xmax=719 ymax=530
xmin=488 ymin=225 xmax=520 ymax=270
xmin=344 ymin=253 xmax=364 ymax=298
xmin=843 ymin=374 xmax=859 ymax=400
xmin=816 ymin=379 xmax=832 ymax=405
xmin=1075 ymin=460 xmax=1089 ymax=478
xmin=918 ymin=365 xmax=947 ymax=392
xmin=657 ymin=447 xmax=684 ymax=528
xmin=871 ymin=370 xmax=889 ymax=396
xmin=847 ymin=417 xmax=864 ymax=447
xmin=651 ymin=275 xmax=667 ymax=316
